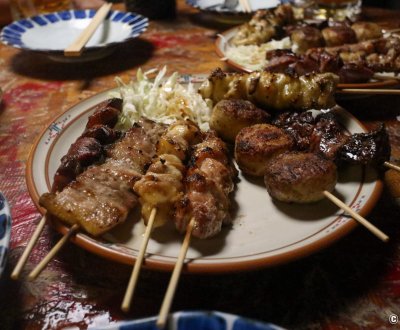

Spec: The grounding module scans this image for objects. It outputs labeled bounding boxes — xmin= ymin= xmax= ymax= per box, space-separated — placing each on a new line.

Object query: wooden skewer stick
xmin=323 ymin=191 xmax=389 ymax=242
xmin=337 ymin=88 xmax=400 ymax=95
xmin=156 ymin=217 xmax=196 ymax=329
xmin=121 ymin=208 xmax=157 ymax=313
xmin=27 ymin=224 xmax=80 ymax=280
xmin=373 ymin=73 xmax=400 ymax=81
xmin=384 ymin=161 xmax=400 ymax=172
xmin=64 ymin=3 xmax=112 ymax=57
xmin=11 ymin=215 xmax=47 ymax=280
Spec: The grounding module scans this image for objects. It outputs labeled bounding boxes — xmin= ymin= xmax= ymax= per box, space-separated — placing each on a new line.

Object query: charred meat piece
xmin=235 ymin=123 xmax=294 ymax=176
xmin=85 ymin=98 xmax=123 ymax=129
xmin=265 ymin=151 xmax=337 ymax=203
xmin=339 ymin=124 xmax=391 ymax=166
xmin=210 ymin=99 xmax=270 ymax=143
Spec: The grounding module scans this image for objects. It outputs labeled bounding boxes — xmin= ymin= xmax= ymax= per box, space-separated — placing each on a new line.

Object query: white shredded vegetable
xmin=109 ymin=67 xmax=211 ymax=131
xmin=225 ymin=37 xmax=293 ymax=71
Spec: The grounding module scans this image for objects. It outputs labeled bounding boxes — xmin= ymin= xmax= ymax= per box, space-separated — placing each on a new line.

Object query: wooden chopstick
xmin=337 ymin=88 xmax=400 ymax=95
xmin=64 ymin=3 xmax=112 ymax=57
xmin=239 ymin=0 xmax=252 ymax=13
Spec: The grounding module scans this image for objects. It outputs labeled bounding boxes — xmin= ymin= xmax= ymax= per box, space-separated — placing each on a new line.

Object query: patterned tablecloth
xmin=1 ymin=2 xmax=400 ymax=329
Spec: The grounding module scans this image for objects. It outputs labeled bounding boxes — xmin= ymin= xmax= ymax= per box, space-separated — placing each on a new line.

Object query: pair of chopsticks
xmin=239 ymin=0 xmax=251 ymax=13
xmin=64 ymin=3 xmax=112 ymax=57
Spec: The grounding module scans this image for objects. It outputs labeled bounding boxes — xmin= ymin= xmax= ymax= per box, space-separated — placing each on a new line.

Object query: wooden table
xmin=1 ymin=2 xmax=400 ymax=329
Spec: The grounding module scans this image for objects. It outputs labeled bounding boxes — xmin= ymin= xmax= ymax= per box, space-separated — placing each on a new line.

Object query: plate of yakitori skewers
xmin=216 ymin=3 xmax=400 ymax=89
xmin=21 ymin=66 xmax=393 ymax=281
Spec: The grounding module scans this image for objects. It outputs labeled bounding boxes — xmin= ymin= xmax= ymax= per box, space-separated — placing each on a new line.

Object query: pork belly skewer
xmin=11 ymin=98 xmax=123 ymax=280
xmin=28 ymin=118 xmax=165 ymax=280
xmin=157 ymin=132 xmax=237 ymax=327
xmin=121 ymin=120 xmax=201 ymax=312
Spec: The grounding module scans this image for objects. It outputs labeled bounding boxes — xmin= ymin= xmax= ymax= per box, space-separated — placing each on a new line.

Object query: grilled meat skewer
xmin=199 ymin=68 xmax=338 ymax=112
xmin=40 ymin=119 xmax=165 ymax=236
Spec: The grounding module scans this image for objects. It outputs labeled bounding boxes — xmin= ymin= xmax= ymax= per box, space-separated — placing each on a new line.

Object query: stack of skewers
xmin=10 ymin=66 xmax=400 ymax=328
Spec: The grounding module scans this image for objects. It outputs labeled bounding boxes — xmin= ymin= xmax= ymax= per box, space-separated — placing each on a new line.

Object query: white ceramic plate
xmin=216 ymin=27 xmax=400 ymax=89
xmin=0 ymin=10 xmax=148 ymax=62
xmin=187 ymin=0 xmax=280 ymax=14
xmin=95 ymin=311 xmax=284 ymax=330
xmin=0 ymin=192 xmax=12 ymax=277
xmin=26 ymin=81 xmax=383 ymax=273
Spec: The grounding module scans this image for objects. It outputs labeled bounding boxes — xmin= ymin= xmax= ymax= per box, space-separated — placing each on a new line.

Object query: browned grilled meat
xmin=210 ymin=99 xmax=270 ymax=143
xmin=199 ymin=68 xmax=338 ymax=112
xmin=265 ymin=49 xmax=374 ymax=83
xmin=40 ymin=120 xmax=165 ymax=236
xmin=235 ymin=124 xmax=294 ymax=176
xmin=175 ymin=132 xmax=237 ymax=239
xmin=338 ymin=124 xmax=391 ymax=166
xmin=231 ymin=4 xmax=295 ymax=46
xmin=52 ymin=98 xmax=123 ymax=192
xmin=264 ymin=151 xmax=337 ymax=203
xmin=133 ymin=120 xmax=201 ymax=228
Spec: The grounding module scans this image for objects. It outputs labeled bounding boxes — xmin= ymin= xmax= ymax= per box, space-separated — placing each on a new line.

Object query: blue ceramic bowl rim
xmin=0 ymin=192 xmax=12 ymax=277
xmin=0 ymin=9 xmax=149 ymax=54
xmin=92 ymin=311 xmax=285 ymax=330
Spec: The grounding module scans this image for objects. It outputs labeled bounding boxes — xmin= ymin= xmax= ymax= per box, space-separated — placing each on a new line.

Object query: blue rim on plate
xmin=93 ymin=311 xmax=284 ymax=330
xmin=0 ymin=10 xmax=148 ymax=55
xmin=0 ymin=192 xmax=12 ymax=277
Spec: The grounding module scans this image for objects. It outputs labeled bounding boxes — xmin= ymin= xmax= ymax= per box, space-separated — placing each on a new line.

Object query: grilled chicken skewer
xmin=121 ymin=120 xmax=201 ymax=312
xmin=158 ymin=131 xmax=237 ymax=327
xmin=11 ymin=98 xmax=123 ymax=280
xmin=198 ymin=68 xmax=338 ymax=113
xmin=28 ymin=119 xmax=165 ymax=280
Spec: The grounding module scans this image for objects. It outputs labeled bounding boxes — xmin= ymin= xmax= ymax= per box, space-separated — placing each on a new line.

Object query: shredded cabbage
xmin=225 ymin=37 xmax=293 ymax=71
xmin=109 ymin=67 xmax=211 ymax=131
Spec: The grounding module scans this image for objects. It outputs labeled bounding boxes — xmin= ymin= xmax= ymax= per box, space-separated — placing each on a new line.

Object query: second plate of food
xmin=26 ymin=75 xmax=382 ymax=273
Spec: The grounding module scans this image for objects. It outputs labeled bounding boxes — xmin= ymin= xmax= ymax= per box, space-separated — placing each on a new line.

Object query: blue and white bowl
xmin=94 ymin=311 xmax=284 ymax=330
xmin=0 ymin=10 xmax=149 ymax=62
xmin=0 ymin=192 xmax=11 ymax=277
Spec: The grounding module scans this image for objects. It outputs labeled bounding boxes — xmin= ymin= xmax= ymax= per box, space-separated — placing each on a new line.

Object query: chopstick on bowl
xmin=337 ymin=88 xmax=400 ymax=95
xmin=157 ymin=217 xmax=196 ymax=329
xmin=239 ymin=0 xmax=252 ymax=13
xmin=323 ymin=191 xmax=389 ymax=242
xmin=121 ymin=208 xmax=157 ymax=313
xmin=64 ymin=2 xmax=112 ymax=57
xmin=27 ymin=224 xmax=80 ymax=280
xmin=10 ymin=215 xmax=47 ymax=279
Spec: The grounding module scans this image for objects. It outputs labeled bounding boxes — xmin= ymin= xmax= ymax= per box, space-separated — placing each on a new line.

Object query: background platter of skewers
xmin=216 ymin=3 xmax=400 ymax=91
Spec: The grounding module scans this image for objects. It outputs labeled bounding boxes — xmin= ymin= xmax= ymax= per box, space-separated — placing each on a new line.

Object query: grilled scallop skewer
xmin=28 ymin=119 xmax=166 ymax=280
xmin=157 ymin=132 xmax=238 ymax=327
xmin=233 ymin=122 xmax=389 ymax=241
xmin=11 ymin=98 xmax=123 ymax=280
xmin=121 ymin=120 xmax=201 ymax=312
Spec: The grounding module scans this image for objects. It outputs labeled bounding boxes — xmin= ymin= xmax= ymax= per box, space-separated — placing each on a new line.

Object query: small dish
xmin=94 ymin=311 xmax=284 ymax=330
xmin=0 ymin=9 xmax=148 ymax=62
xmin=187 ymin=0 xmax=280 ymax=14
xmin=0 ymin=192 xmax=12 ymax=277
